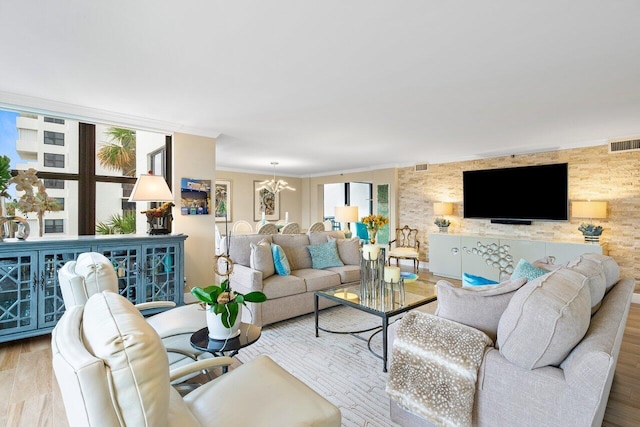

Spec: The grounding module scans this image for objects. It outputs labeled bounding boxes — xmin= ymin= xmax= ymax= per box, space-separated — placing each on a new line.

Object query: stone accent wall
xmin=398 ymin=145 xmax=640 ymax=290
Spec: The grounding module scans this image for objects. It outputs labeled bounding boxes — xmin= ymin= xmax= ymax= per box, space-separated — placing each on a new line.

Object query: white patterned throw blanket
xmin=386 ymin=312 xmax=493 ymax=427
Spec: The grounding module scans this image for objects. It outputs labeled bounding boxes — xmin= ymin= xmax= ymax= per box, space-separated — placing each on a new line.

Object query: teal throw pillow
xmin=307 ymin=240 xmax=344 ymax=269
xmin=511 ymin=258 xmax=548 ymax=282
xmin=271 ymin=243 xmax=291 ymax=276
xmin=462 ymin=273 xmax=499 ymax=287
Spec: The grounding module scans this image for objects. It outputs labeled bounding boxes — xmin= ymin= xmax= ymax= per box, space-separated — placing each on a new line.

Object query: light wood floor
xmin=1 ymin=285 xmax=638 ymax=426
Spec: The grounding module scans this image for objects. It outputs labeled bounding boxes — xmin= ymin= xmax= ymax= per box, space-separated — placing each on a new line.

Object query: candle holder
xmin=360 ymin=247 xmax=385 ymax=305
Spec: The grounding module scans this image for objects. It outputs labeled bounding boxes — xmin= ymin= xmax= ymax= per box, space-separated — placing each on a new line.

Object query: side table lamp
xmin=129 ymin=172 xmax=174 ymax=235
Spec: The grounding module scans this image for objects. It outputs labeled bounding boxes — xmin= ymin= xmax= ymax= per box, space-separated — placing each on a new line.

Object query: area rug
xmin=235 ymin=302 xmax=437 ymax=427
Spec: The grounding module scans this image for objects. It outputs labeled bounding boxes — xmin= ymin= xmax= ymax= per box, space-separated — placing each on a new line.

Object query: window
xmin=44 ymin=131 xmax=64 ymax=146
xmin=44 ymin=179 xmax=65 ymax=189
xmin=44 ymin=219 xmax=64 ymax=233
xmin=44 ymin=117 xmax=65 ymax=124
xmin=323 ymin=182 xmax=372 ymax=221
xmin=44 ymin=153 xmax=65 ymax=168
xmin=53 ymin=197 xmax=65 ymax=210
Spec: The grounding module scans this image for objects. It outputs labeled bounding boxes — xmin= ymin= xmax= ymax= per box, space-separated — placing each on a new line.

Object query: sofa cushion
xmin=292 ymin=268 xmax=342 ymax=292
xmin=307 ymin=230 xmax=346 ymax=245
xmin=271 ymin=243 xmax=291 ymax=276
xmin=82 ymin=292 xmax=169 ymax=426
xmin=497 ymin=267 xmax=591 ymax=369
xmin=566 ymin=255 xmax=606 ymax=313
xmin=326 ymin=265 xmax=360 ymax=284
xmin=272 ymin=234 xmax=312 ymax=270
xmin=510 ymin=258 xmax=549 ymax=281
xmin=581 ymin=253 xmax=620 ymax=292
xmin=329 ymin=236 xmax=361 ymax=265
xmin=250 ymin=239 xmax=275 ymax=279
xmin=435 ymin=277 xmax=527 ymax=343
xmin=262 ymin=274 xmax=306 ymax=299
xmin=222 ymin=234 xmax=273 ymax=267
xmin=307 ymin=240 xmax=344 ymax=269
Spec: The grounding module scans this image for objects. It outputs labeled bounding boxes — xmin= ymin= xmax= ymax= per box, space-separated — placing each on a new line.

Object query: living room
xmin=1 ymin=2 xmax=639 ymax=426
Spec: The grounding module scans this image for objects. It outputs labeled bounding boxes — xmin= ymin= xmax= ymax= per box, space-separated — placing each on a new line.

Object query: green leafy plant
xmin=434 ymin=217 xmax=451 ymax=227
xmin=190 ymin=279 xmax=267 ymax=328
xmin=578 ymin=223 xmax=603 ymax=236
xmin=96 ymin=212 xmax=137 ymax=234
xmin=0 ymin=155 xmax=12 ymax=200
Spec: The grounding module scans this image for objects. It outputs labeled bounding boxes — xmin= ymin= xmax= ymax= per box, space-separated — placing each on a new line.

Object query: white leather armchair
xmin=58 ymin=252 xmax=207 ymax=369
xmin=52 ymin=291 xmax=341 ymax=427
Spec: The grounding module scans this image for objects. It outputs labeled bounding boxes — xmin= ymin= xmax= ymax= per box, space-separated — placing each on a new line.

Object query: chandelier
xmin=256 ymin=162 xmax=296 ymax=195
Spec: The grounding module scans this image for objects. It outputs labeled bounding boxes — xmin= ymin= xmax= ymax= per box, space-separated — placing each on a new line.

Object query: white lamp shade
xmin=129 ymin=174 xmax=174 ymax=202
xmin=572 ymin=201 xmax=607 ymax=219
xmin=335 ymin=206 xmax=359 ymax=223
xmin=434 ymin=202 xmax=453 ymax=216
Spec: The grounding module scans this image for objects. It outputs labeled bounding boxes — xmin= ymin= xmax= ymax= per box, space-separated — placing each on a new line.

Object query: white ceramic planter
xmin=206 ymin=304 xmax=242 ymax=340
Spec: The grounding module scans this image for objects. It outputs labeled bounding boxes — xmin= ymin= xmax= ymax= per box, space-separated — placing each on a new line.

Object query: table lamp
xmin=572 ymin=200 xmax=607 ymax=243
xmin=334 ymin=205 xmax=358 ymax=238
xmin=129 ymin=172 xmax=174 ymax=235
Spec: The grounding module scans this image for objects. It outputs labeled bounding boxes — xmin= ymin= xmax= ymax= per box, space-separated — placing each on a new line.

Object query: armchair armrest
xmin=230 ymin=264 xmax=264 ymax=293
xmin=134 ymin=301 xmax=176 ymax=311
xmin=169 ymin=356 xmax=234 ymax=382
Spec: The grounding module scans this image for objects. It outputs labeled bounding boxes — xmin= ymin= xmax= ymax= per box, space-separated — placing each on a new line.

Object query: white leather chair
xmin=58 ymin=252 xmax=207 ymax=370
xmin=281 ymin=222 xmax=300 ymax=234
xmin=52 ymin=291 xmax=342 ymax=427
xmin=309 ymin=221 xmax=325 ymax=232
xmin=232 ymin=220 xmax=254 ymax=234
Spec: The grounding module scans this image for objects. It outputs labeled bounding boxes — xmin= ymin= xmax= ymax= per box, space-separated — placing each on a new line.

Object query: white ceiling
xmin=1 ymin=1 xmax=640 ymax=177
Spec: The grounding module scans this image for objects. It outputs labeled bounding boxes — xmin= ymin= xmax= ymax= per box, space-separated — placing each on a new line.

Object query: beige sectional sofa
xmin=388 ymin=252 xmax=634 ymax=427
xmin=222 ymin=231 xmax=361 ymax=326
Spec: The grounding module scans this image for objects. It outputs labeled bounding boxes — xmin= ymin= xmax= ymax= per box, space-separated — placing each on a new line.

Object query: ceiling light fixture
xmin=255 ymin=162 xmax=296 ymax=195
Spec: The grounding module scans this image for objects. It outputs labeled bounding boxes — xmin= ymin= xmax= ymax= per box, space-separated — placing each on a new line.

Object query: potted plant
xmin=191 ymin=278 xmax=267 ymax=340
xmin=434 ymin=217 xmax=451 ymax=232
xmin=578 ymin=223 xmax=603 ymax=243
xmin=361 ymin=214 xmax=389 ymax=244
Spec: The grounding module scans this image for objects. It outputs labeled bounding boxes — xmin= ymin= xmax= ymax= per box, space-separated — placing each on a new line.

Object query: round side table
xmin=190 ymin=323 xmax=261 ymax=358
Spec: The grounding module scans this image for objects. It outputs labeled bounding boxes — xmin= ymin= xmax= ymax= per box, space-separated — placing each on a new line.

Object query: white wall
xmin=172 ymin=132 xmax=216 ymax=290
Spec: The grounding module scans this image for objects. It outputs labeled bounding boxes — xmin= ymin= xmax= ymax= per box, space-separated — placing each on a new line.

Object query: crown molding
xmin=0 ymin=91 xmax=220 ymax=138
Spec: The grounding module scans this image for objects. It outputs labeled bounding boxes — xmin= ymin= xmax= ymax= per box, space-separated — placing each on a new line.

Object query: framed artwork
xmin=180 ymin=178 xmax=211 ymax=215
xmin=254 ymin=181 xmax=279 ymax=221
xmin=214 ymin=180 xmax=232 ymax=222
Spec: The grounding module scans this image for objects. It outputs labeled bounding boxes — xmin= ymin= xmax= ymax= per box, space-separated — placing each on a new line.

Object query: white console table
xmin=428 ymin=233 xmax=604 ymax=280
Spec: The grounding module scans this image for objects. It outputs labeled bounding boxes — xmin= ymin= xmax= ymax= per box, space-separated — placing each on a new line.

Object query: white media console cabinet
xmin=428 ymin=233 xmax=603 ymax=280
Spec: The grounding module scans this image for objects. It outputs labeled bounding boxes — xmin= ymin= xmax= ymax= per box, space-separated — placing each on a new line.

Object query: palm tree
xmin=97 ymin=127 xmax=136 ymax=177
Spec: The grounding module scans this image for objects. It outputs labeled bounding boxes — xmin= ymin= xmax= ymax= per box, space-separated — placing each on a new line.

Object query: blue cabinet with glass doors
xmin=0 ymin=234 xmax=187 ymax=343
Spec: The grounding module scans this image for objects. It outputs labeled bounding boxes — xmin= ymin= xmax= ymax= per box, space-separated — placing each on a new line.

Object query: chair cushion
xmin=497 ymin=267 xmax=591 ymax=369
xmin=388 ymin=247 xmax=419 ymax=258
xmin=435 ymin=277 xmax=527 ymax=343
xmin=271 ymin=243 xmax=291 ymax=276
xmin=581 ymin=252 xmax=620 ymax=291
xmin=307 ymin=240 xmax=344 ymax=269
xmin=250 ymin=239 xmax=275 ymax=279
xmin=82 ymin=291 xmax=170 ymax=426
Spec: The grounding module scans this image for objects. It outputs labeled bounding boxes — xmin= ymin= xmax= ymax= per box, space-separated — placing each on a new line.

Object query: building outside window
xmin=53 ymin=197 xmax=65 ymax=210
xmin=44 ymin=179 xmax=65 ymax=189
xmin=44 ymin=117 xmax=65 ymax=124
xmin=44 ymin=153 xmax=65 ymax=168
xmin=44 ymin=219 xmax=64 ymax=233
xmin=44 ymin=131 xmax=64 ymax=146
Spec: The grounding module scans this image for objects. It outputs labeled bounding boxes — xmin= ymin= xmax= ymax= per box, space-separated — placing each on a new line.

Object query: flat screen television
xmin=463 ymin=163 xmax=569 ymax=224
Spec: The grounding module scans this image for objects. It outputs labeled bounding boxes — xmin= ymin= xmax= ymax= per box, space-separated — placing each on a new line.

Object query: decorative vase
xmin=206 ymin=304 xmax=242 ymax=340
xmin=367 ymin=228 xmax=377 ymax=244
xmin=439 ymin=226 xmax=449 ymax=233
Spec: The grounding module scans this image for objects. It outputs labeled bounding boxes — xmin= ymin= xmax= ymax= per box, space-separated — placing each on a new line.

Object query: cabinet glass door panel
xmin=0 ymin=253 xmax=37 ymax=336
xmin=39 ymin=247 xmax=92 ymax=328
xmin=98 ymin=247 xmax=139 ymax=302
xmin=143 ymin=244 xmax=179 ymax=303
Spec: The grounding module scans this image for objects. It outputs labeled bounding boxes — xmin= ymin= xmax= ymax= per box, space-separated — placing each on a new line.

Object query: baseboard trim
xmin=632 ymin=293 xmax=640 ymax=305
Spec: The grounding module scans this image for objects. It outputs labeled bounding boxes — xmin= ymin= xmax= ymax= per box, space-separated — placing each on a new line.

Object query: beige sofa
xmin=388 ymin=253 xmax=634 ymax=427
xmin=222 ymin=231 xmax=361 ymax=326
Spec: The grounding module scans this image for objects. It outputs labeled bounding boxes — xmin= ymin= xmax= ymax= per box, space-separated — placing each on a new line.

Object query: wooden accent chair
xmin=388 ymin=225 xmax=420 ymax=273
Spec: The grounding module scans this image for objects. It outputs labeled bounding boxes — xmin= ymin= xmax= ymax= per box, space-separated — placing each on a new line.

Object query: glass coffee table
xmin=314 ymin=282 xmax=437 ymax=372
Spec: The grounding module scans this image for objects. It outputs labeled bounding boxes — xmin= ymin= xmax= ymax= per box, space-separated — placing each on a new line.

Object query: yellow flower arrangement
xmin=361 ymin=214 xmax=389 ymax=231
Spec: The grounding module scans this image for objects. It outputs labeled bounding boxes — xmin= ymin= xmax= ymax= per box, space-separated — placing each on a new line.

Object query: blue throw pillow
xmin=307 ymin=240 xmax=344 ymax=269
xmin=511 ymin=258 xmax=548 ymax=281
xmin=271 ymin=243 xmax=291 ymax=276
xmin=462 ymin=272 xmax=499 ymax=287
